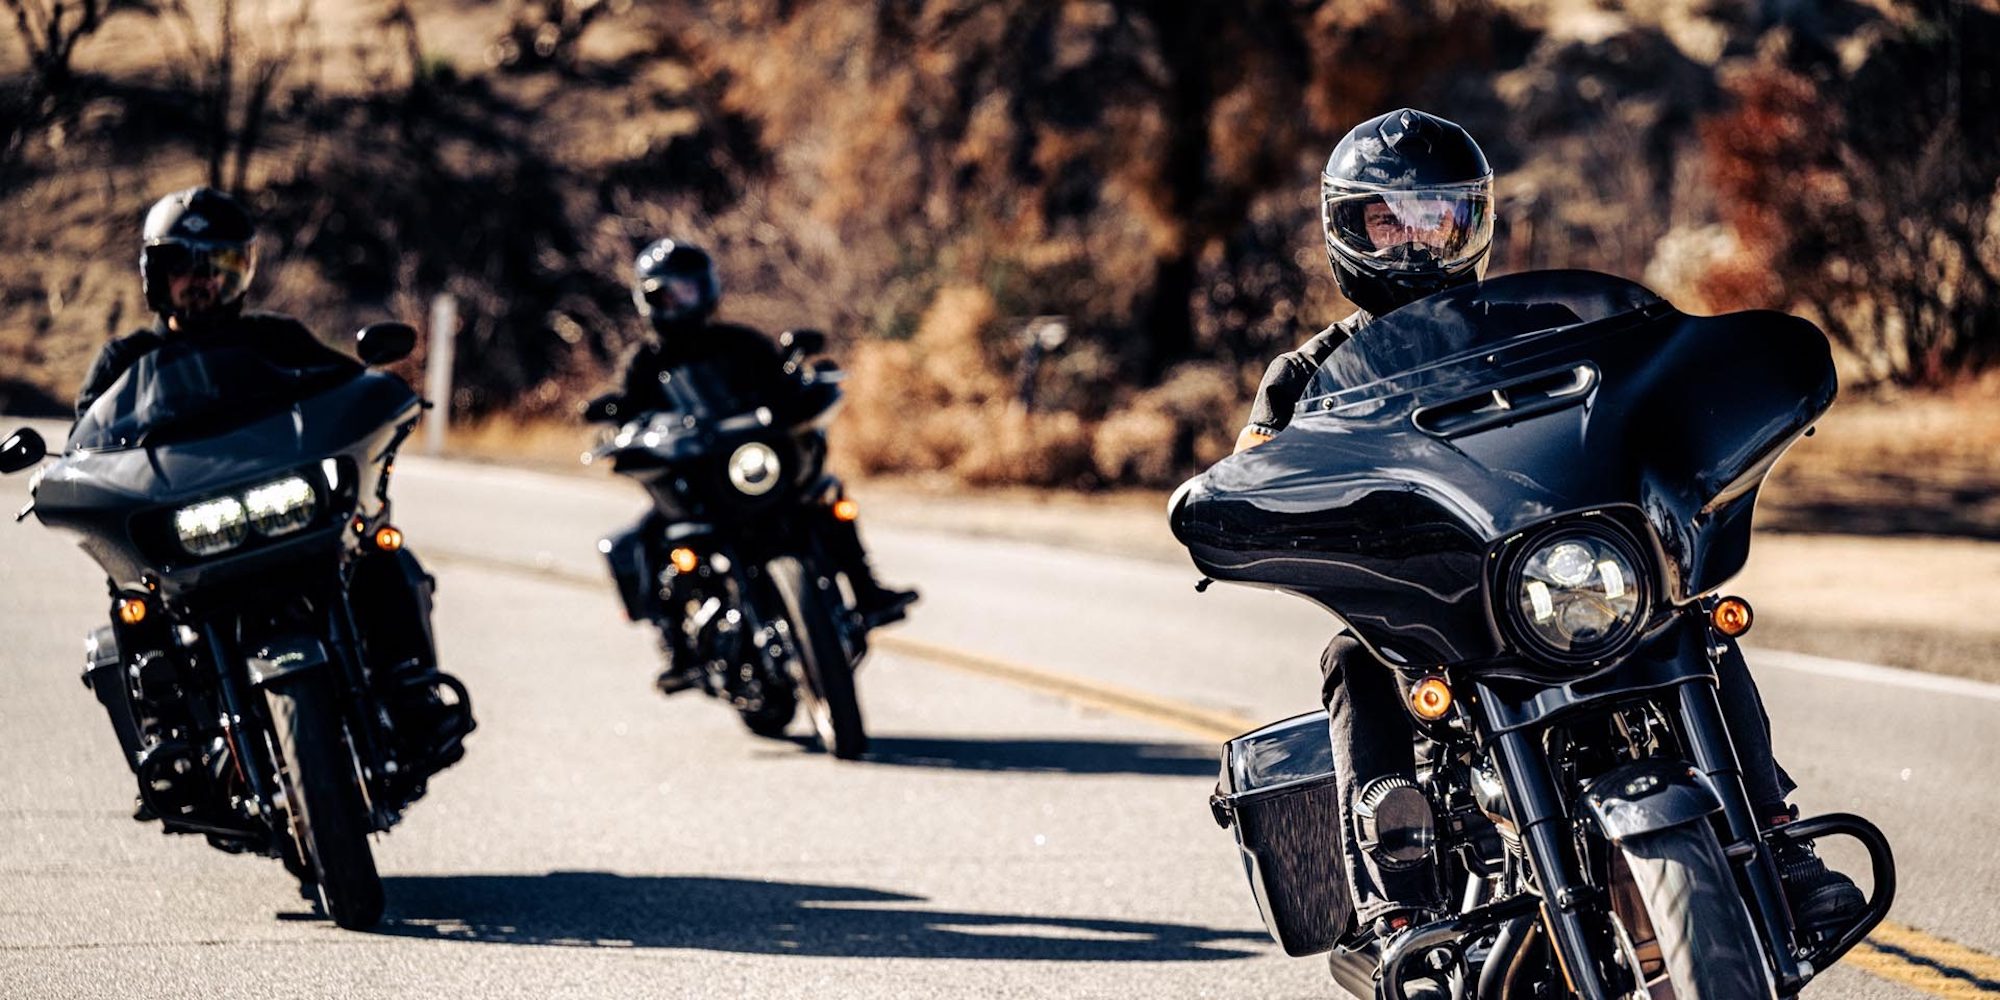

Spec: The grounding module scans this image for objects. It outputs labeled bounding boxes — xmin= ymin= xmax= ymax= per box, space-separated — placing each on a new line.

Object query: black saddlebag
xmin=82 ymin=626 xmax=143 ymax=771
xmin=1210 ymin=709 xmax=1353 ymax=956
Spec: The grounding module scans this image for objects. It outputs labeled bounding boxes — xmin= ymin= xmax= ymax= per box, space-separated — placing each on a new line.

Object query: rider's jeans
xmin=1319 ymin=632 xmax=1795 ymax=926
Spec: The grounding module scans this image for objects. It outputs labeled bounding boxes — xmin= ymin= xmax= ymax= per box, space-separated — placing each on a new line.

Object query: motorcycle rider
xmin=1236 ymin=109 xmax=1864 ymax=967
xmin=78 ymin=187 xmax=360 ymax=413
xmin=597 ymin=238 xmax=917 ymax=695
xmin=75 ymin=186 xmax=443 ymax=809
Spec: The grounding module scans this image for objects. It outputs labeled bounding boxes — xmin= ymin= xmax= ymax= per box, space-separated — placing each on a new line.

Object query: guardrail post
xmin=424 ymin=293 xmax=458 ymax=457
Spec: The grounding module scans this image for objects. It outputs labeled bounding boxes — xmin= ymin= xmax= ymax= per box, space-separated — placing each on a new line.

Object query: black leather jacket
xmin=74 ymin=311 xmax=357 ymax=417
xmin=617 ymin=320 xmax=797 ymax=416
xmin=1244 ymin=310 xmax=1372 ymax=435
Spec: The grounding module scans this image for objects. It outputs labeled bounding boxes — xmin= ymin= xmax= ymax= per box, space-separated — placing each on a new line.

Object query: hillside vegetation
xmin=2 ymin=0 xmax=1995 ymax=495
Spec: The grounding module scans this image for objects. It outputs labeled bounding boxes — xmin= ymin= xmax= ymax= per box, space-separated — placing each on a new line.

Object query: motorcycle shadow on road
xmin=775 ymin=736 xmax=1218 ymax=777
xmin=369 ymin=872 xmax=1265 ymax=961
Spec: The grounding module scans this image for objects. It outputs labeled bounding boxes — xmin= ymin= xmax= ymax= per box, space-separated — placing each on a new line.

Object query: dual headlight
xmin=1506 ymin=525 xmax=1649 ymax=663
xmin=727 ymin=441 xmax=782 ymax=496
xmin=173 ymin=474 xmax=319 ymax=557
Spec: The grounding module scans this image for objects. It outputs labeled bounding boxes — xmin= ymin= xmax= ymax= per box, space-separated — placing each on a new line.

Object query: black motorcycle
xmin=586 ymin=330 xmax=875 ymax=759
xmin=0 ymin=323 xmax=474 ymax=930
xmin=1176 ymin=271 xmax=1894 ymax=999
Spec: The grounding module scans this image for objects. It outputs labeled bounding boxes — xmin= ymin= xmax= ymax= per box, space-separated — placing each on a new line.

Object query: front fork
xmin=1462 ymin=681 xmax=1791 ymax=1000
xmin=1406 ymin=671 xmax=1894 ymax=1000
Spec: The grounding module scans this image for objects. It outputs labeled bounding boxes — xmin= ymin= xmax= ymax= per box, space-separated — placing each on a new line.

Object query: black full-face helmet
xmin=632 ymin=238 xmax=721 ymax=339
xmin=1321 ymin=108 xmax=1494 ymax=317
xmin=140 ymin=187 xmax=259 ymax=327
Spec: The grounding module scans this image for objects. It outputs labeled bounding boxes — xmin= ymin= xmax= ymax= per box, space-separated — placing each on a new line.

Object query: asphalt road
xmin=2 ymin=437 xmax=1995 ymax=998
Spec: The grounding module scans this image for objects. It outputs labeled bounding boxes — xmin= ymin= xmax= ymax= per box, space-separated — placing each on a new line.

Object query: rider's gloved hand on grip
xmin=1234 ymin=425 xmax=1275 ymax=453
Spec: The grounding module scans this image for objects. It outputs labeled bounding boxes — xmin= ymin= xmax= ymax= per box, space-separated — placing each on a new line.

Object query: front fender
xmin=1580 ymin=759 xmax=1721 ymax=842
xmin=246 ymin=636 xmax=332 ymax=687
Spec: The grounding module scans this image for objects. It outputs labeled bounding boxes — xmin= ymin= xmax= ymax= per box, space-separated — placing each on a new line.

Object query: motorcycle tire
xmin=265 ymin=671 xmax=385 ymax=930
xmin=737 ymin=684 xmax=798 ymax=739
xmin=1617 ymin=823 xmax=1776 ymax=999
xmin=767 ymin=556 xmax=868 ymax=760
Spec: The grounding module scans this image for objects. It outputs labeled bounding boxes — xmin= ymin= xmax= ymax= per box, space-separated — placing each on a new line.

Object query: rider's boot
xmin=1769 ymin=806 xmax=1867 ymax=933
xmin=855 ymin=584 xmax=919 ymax=629
xmin=819 ymin=503 xmax=917 ymax=627
xmin=652 ymin=628 xmax=702 ymax=697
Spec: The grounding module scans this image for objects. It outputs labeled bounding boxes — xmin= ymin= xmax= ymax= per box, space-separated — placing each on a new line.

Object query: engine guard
xmin=1767 ymin=812 xmax=1897 ymax=977
xmin=386 ymin=667 xmax=477 ymax=793
xmin=1376 ymin=894 xmax=1540 ymax=1000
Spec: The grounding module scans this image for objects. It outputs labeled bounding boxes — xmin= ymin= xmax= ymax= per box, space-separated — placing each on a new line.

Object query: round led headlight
xmin=1508 ymin=527 xmax=1649 ymax=663
xmin=174 ymin=496 xmax=249 ymax=556
xmin=727 ymin=441 xmax=782 ymax=496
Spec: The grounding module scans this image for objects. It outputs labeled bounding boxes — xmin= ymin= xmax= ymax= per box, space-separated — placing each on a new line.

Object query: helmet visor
xmin=639 ymin=275 xmax=709 ymax=321
xmin=1324 ymin=181 xmax=1493 ymax=273
xmin=143 ymin=238 xmax=256 ymax=309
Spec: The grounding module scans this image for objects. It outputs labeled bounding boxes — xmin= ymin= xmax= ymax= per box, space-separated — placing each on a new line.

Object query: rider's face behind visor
xmin=144 ymin=239 xmax=255 ymax=312
xmin=640 ymin=275 xmax=707 ymax=323
xmin=1324 ymin=182 xmax=1493 ymax=271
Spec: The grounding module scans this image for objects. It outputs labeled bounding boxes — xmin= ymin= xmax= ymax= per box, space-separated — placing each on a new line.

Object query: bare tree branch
xmin=4 ymin=0 xmax=148 ymax=97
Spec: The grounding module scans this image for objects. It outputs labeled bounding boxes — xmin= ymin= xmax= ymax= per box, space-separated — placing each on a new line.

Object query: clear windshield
xmin=68 ymin=342 xmax=360 ymax=452
xmin=1304 ymin=270 xmax=1665 ymax=404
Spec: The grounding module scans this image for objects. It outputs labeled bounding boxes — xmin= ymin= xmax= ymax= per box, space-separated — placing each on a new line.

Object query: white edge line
xmin=1748 ymin=646 xmax=2000 ymax=703
xmin=396 ymin=455 xmax=622 ymax=502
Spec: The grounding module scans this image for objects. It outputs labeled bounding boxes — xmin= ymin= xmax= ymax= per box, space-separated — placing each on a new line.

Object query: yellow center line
xmin=871 ymin=633 xmax=1254 ymax=744
xmin=427 ymin=545 xmax=2000 ymax=993
xmin=1847 ymin=923 xmax=2000 ymax=997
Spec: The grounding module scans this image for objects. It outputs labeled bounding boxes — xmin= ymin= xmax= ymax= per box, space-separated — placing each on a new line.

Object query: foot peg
xmin=655 ymin=668 xmax=701 ymax=697
xmin=858 ymin=588 xmax=919 ymax=629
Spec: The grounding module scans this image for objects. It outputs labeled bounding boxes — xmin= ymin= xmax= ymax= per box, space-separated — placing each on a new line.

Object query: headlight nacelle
xmin=173 ymin=474 xmax=320 ymax=557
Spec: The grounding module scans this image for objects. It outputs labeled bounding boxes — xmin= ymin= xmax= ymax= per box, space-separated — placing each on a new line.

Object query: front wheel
xmin=1614 ymin=823 xmax=1776 ymax=999
xmin=766 ymin=556 xmax=867 ymax=759
xmin=265 ymin=671 xmax=384 ymax=930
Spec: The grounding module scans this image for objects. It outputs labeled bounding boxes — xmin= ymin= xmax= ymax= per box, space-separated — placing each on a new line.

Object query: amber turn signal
xmin=1712 ymin=596 xmax=1754 ymax=637
xmin=1410 ymin=675 xmax=1453 ymax=721
xmin=116 ymin=598 xmax=148 ymax=625
xmin=669 ymin=547 xmax=700 ymax=574
xmin=373 ymin=526 xmax=404 ymax=552
xmin=832 ymin=498 xmax=860 ymax=522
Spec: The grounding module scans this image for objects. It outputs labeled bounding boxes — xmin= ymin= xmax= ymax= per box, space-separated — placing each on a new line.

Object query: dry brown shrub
xmin=1091 ymin=406 xmax=1180 ymax=485
xmin=1697 ymin=10 xmax=2000 ymax=386
xmin=835 ymin=282 xmax=1204 ymax=488
xmin=911 ymin=285 xmax=1007 ymax=404
xmin=1092 ymin=362 xmax=1241 ymax=483
xmin=956 ymin=405 xmax=1095 ymax=488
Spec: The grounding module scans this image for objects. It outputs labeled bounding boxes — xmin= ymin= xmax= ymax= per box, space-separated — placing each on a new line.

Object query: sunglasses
xmin=144 ymin=241 xmax=252 ymax=279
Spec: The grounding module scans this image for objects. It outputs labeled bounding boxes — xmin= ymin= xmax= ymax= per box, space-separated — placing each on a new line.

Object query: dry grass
xmin=830 ymin=285 xmax=1249 ymax=489
xmin=1758 ymin=379 xmax=2000 ymax=538
xmin=439 ymin=413 xmax=594 ymax=473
